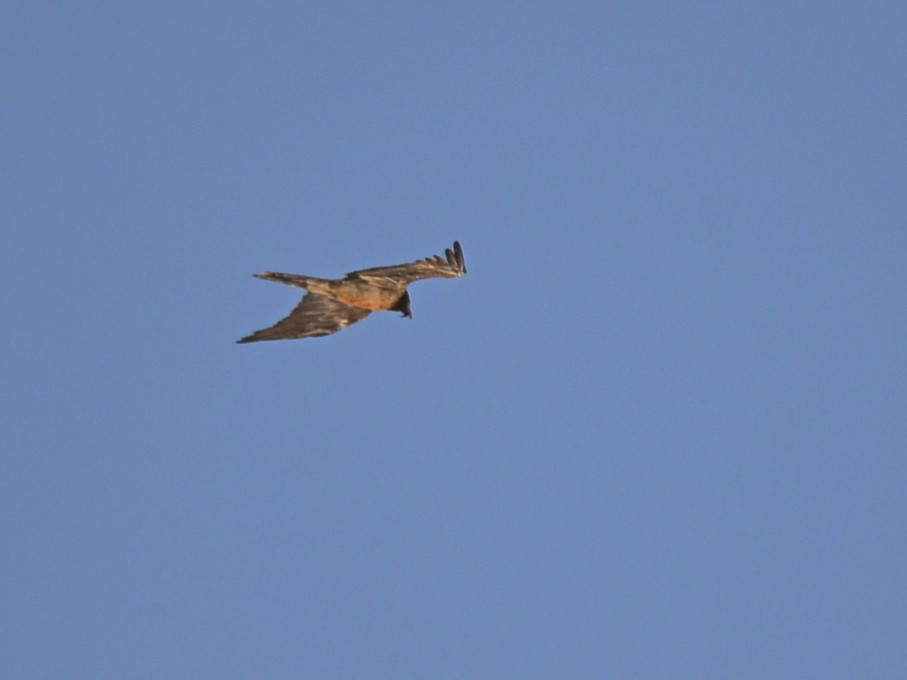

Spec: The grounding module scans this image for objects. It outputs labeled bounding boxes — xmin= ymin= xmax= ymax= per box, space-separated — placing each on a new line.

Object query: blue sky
xmin=3 ymin=2 xmax=905 ymax=677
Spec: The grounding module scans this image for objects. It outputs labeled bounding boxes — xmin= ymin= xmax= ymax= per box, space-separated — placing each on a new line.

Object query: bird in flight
xmin=237 ymin=241 xmax=466 ymax=343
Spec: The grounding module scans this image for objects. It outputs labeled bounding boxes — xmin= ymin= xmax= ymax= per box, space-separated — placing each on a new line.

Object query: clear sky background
xmin=3 ymin=2 xmax=905 ymax=678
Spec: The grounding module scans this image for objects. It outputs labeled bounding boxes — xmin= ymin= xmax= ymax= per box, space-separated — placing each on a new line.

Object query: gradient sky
xmin=3 ymin=2 xmax=906 ymax=678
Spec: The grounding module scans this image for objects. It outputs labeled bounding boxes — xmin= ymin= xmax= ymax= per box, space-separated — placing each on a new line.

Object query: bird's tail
xmin=253 ymin=272 xmax=331 ymax=290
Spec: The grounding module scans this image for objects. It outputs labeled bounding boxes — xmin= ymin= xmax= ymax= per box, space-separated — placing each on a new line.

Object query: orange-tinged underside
xmin=310 ymin=280 xmax=403 ymax=311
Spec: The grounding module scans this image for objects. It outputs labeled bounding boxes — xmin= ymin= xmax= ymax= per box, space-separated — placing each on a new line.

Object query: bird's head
xmin=392 ymin=290 xmax=412 ymax=319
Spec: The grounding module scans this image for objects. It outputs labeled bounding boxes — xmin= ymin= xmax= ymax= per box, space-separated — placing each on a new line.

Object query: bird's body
xmin=237 ymin=241 xmax=466 ymax=343
xmin=256 ymin=274 xmax=405 ymax=310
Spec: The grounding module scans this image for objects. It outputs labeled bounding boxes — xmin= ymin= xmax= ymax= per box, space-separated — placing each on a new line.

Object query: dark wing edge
xmin=346 ymin=241 xmax=467 ymax=283
xmin=237 ymin=293 xmax=371 ymax=343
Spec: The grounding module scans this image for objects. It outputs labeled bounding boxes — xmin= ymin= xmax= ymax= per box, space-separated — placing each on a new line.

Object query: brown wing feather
xmin=346 ymin=241 xmax=466 ymax=284
xmin=236 ymin=293 xmax=371 ymax=343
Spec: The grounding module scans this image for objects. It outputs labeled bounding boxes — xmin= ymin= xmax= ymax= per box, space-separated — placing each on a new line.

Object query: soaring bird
xmin=237 ymin=241 xmax=466 ymax=343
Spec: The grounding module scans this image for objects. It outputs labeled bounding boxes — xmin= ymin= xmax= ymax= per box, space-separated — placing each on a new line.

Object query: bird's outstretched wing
xmin=236 ymin=293 xmax=371 ymax=343
xmin=346 ymin=241 xmax=466 ymax=284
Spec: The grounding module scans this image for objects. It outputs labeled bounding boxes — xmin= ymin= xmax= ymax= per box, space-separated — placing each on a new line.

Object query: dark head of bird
xmin=391 ymin=290 xmax=412 ymax=319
